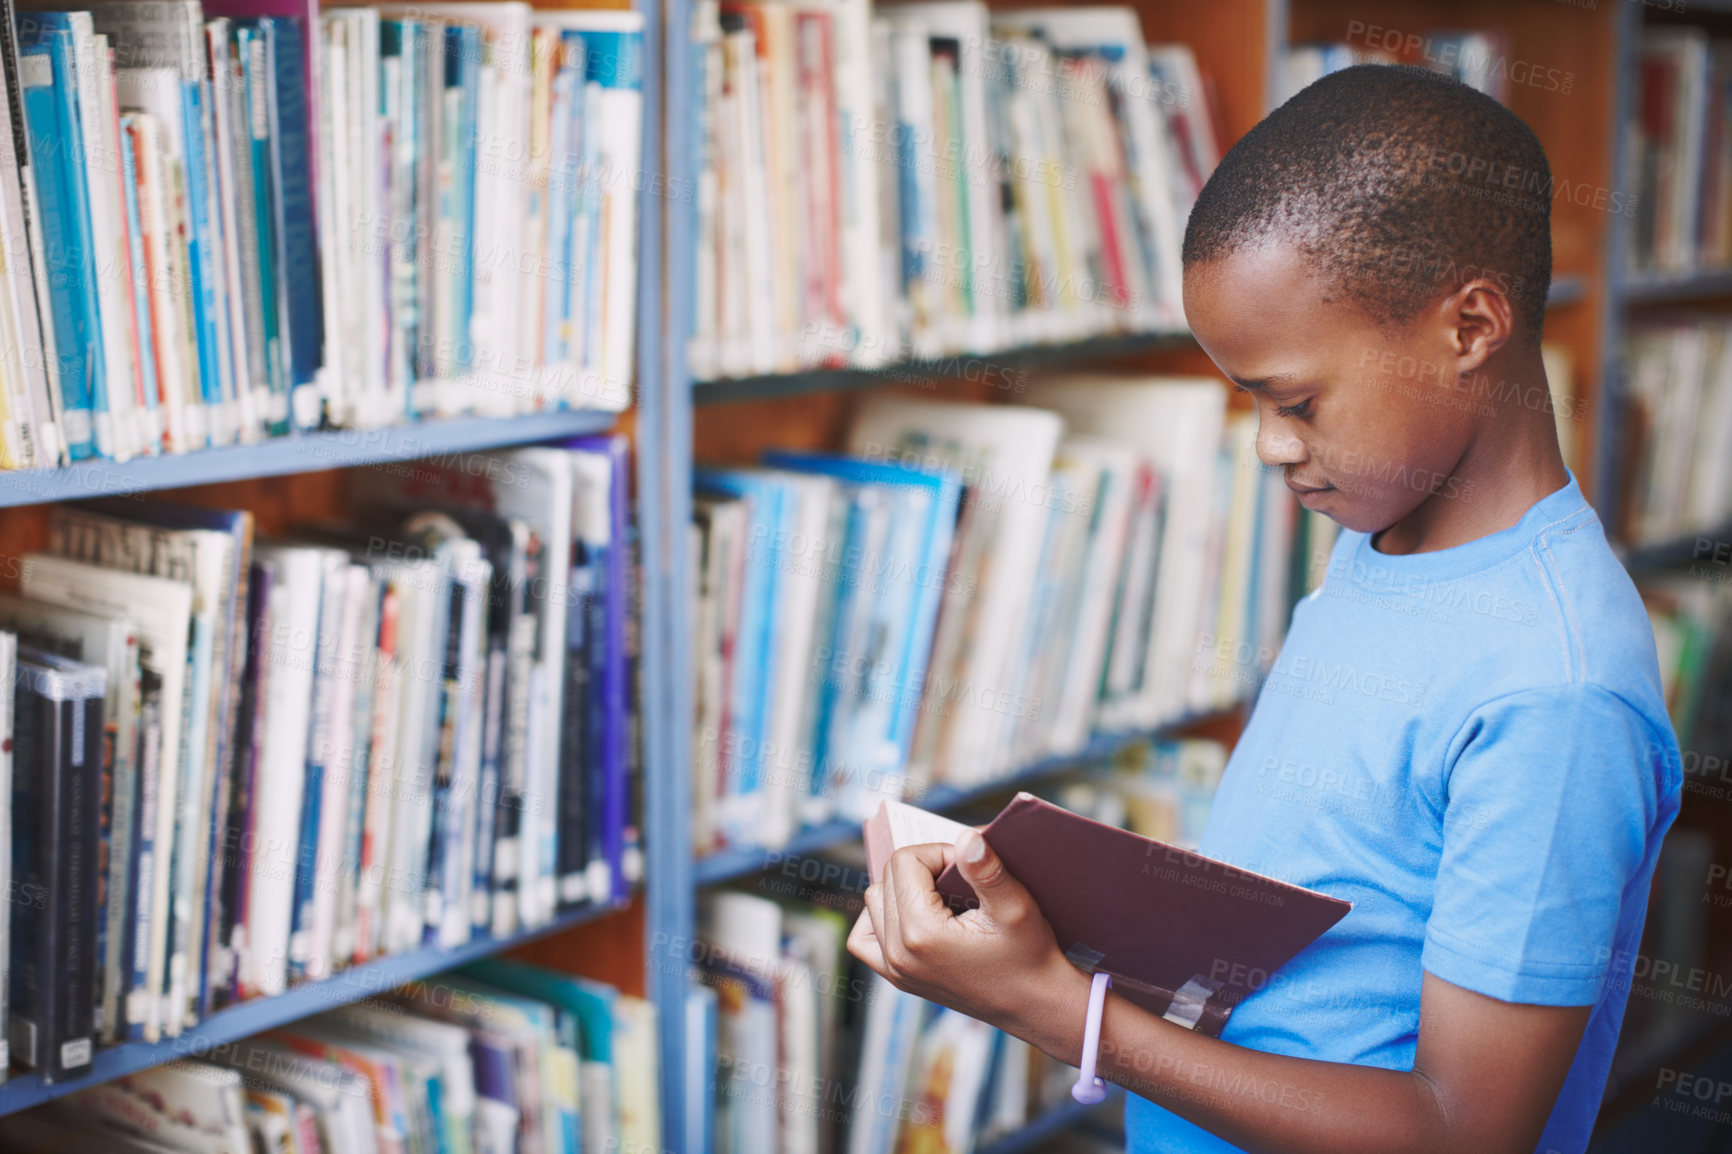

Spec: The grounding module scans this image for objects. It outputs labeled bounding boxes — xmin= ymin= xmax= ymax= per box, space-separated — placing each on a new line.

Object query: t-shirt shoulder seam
xmin=1526 ymin=504 xmax=1600 ymax=684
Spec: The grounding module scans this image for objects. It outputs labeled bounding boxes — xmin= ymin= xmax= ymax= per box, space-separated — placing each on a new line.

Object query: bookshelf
xmin=645 ymin=1 xmax=1732 ymax=1151
xmin=1 ymin=0 xmax=1720 ymax=1148
xmin=0 ymin=0 xmax=678 ymax=1133
xmin=0 ymin=410 xmax=620 ymax=508
xmin=0 ymin=897 xmax=627 ymax=1116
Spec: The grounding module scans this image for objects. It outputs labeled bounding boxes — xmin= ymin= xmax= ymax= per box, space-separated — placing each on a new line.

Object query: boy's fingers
xmin=862 ymin=883 xmax=888 ymax=945
xmin=847 ymin=908 xmax=888 ymax=976
xmin=955 ymin=830 xmax=1037 ymax=922
xmin=886 ymin=843 xmax=953 ymax=908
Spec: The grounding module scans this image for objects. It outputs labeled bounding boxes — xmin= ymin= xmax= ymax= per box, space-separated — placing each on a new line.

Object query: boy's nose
xmin=1255 ymin=419 xmax=1307 ymax=470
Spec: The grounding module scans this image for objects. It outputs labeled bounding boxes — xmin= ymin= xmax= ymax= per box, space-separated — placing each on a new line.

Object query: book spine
xmin=260 ymin=17 xmax=321 ymax=428
xmin=181 ymin=75 xmax=230 ymax=446
xmin=216 ymin=566 xmax=268 ymax=1009
xmin=332 ymin=571 xmax=381 ymax=967
xmin=556 ymin=561 xmax=593 ymax=905
xmin=471 ymin=641 xmax=505 ymax=929
xmin=224 ymin=35 xmax=269 ymax=428
xmin=117 ymin=115 xmax=161 ymax=458
xmin=239 ymin=28 xmax=287 ymax=436
xmin=204 ymin=21 xmax=259 ymax=446
xmin=161 ymin=622 xmax=206 ymax=1036
xmin=200 ymin=523 xmax=252 ymax=1017
xmin=58 ymin=689 xmax=103 ymax=1079
xmin=421 ymin=572 xmax=465 ymax=944
xmin=287 ymin=558 xmax=344 ymax=981
xmin=124 ymin=668 xmax=162 ymax=1037
xmin=354 ymin=582 xmax=401 ymax=963
xmin=16 ymin=32 xmax=98 ymax=460
xmin=0 ymin=0 xmax=58 ymax=466
xmin=9 ymin=668 xmax=47 ymax=1072
xmin=490 ymin=593 xmax=535 ymax=938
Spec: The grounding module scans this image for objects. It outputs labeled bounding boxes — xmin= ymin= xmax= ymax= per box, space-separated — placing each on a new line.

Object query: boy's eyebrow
xmin=1227 ymin=372 xmax=1304 ymax=393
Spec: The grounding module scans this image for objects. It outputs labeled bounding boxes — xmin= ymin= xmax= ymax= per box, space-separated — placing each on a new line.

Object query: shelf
xmin=977 ymin=1087 xmax=1124 ymax=1154
xmin=0 ymin=410 xmax=622 ymax=508
xmin=0 ymin=899 xmax=628 ymax=1118
xmin=692 ymin=331 xmax=1196 ymax=405
xmin=693 ymin=705 xmax=1241 ymax=887
xmin=1619 ymin=268 xmax=1732 ymax=305
xmin=1546 ymin=274 xmax=1588 ymax=308
xmin=1615 ymin=521 xmax=1732 ymax=573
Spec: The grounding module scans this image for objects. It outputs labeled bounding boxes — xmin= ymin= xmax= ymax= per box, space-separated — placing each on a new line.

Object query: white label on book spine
xmin=60 ymin=1037 xmax=91 ymax=1068
xmin=61 ymin=408 xmax=92 ymax=449
xmin=19 ymin=54 xmax=50 ymax=88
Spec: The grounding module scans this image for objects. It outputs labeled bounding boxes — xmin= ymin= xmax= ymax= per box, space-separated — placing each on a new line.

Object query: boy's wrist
xmin=1011 ymin=956 xmax=1095 ymax=1066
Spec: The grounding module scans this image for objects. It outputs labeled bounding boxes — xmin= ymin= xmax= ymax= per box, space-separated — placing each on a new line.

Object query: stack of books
xmin=0 ymin=437 xmax=638 ymax=1085
xmin=690 ymin=383 xmax=1308 ymax=853
xmin=1633 ymin=26 xmax=1732 ymax=274
xmin=0 ymin=958 xmax=661 ymax=1152
xmin=686 ymin=2 xmax=1221 ymax=379
xmin=0 ymin=1 xmax=641 ymax=471
xmin=1618 ymin=321 xmax=1732 ymax=545
xmin=695 ymin=737 xmax=1228 ymax=1154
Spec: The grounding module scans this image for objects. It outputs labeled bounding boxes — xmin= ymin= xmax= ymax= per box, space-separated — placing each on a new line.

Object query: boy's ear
xmin=1447 ymin=278 xmax=1515 ymax=372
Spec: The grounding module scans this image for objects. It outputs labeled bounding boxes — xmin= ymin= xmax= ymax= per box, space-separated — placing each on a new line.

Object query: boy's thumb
xmin=955 ymin=830 xmax=1015 ymax=907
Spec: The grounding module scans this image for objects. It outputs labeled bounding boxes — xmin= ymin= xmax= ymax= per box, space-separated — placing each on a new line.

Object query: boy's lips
xmin=1285 ymin=477 xmax=1333 ymax=495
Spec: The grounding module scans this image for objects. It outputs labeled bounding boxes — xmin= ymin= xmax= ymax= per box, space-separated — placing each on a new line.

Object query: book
xmin=10 ymin=646 xmax=106 ymax=1082
xmin=64 ymin=1060 xmax=251 ymax=1152
xmin=865 ymin=793 xmax=1352 ymax=1035
xmin=21 ymin=553 xmax=192 ymax=1044
xmin=0 ymin=595 xmax=142 ymax=1044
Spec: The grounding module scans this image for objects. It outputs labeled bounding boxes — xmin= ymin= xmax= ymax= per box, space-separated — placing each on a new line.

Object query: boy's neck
xmin=1370 ymin=355 xmax=1571 ymax=557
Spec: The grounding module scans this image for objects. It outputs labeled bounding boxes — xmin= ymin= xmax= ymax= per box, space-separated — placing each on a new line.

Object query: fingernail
xmin=963 ymin=832 xmax=986 ymax=864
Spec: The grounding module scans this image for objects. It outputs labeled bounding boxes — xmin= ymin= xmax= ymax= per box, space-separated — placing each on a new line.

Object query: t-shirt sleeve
xmin=1422 ymin=682 xmax=1674 ymax=1006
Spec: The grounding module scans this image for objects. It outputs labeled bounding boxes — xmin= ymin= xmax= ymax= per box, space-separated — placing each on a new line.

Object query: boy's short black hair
xmin=1183 ymin=64 xmax=1552 ymax=335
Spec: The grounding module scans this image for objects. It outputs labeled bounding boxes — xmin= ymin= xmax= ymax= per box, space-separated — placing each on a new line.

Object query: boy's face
xmin=1183 ymin=243 xmax=1481 ymax=536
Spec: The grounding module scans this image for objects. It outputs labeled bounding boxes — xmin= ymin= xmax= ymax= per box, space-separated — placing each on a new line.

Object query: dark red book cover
xmin=903 ymin=793 xmax=1354 ymax=1037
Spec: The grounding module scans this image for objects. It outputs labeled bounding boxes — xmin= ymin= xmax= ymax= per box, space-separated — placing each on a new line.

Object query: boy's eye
xmin=1275 ymin=398 xmax=1313 ymax=419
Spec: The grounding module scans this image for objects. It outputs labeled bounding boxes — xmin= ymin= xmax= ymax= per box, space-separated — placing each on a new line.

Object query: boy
xmin=848 ymin=64 xmax=1683 ymax=1154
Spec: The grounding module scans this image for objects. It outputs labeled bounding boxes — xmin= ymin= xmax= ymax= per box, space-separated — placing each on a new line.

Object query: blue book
xmin=563 ymin=434 xmax=630 ymax=903
xmin=181 ymin=55 xmax=228 ymax=444
xmin=443 ymin=25 xmax=479 ymax=381
xmin=693 ymin=468 xmax=787 ymax=845
xmin=763 ymin=452 xmax=961 ymax=777
xmin=805 ymin=492 xmax=877 ymax=816
xmin=234 ymin=25 xmax=285 ymax=432
xmin=286 ymin=555 xmax=343 ymax=982
xmin=254 ymin=16 xmax=321 ymax=427
xmin=542 ymin=45 xmax=580 ymax=366
xmin=15 ymin=23 xmax=101 ymax=460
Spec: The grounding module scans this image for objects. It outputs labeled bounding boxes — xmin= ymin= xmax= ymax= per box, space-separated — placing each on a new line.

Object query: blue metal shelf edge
xmin=0 ymin=410 xmax=621 ymax=509
xmin=693 ymin=706 xmax=1240 ymax=887
xmin=977 ymin=1086 xmax=1124 ymax=1154
xmin=1545 ymin=274 xmax=1586 ymax=308
xmin=693 ymin=331 xmax=1195 ymax=404
xmin=0 ymin=899 xmax=627 ymax=1117
xmin=1620 ymin=268 xmax=1732 ymax=305
xmin=1616 ymin=520 xmax=1732 ymax=573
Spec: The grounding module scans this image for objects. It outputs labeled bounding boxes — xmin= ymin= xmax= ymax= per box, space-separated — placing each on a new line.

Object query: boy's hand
xmin=847 ymin=830 xmax=1091 ymax=1059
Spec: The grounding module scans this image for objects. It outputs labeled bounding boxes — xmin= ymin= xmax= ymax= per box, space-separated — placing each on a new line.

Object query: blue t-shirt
xmin=1126 ymin=469 xmax=1683 ymax=1154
